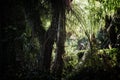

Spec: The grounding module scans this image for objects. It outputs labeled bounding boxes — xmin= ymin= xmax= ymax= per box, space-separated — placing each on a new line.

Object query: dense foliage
xmin=1 ymin=0 xmax=120 ymax=80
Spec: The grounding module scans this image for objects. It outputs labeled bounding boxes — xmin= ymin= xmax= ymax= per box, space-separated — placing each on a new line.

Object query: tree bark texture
xmin=51 ymin=0 xmax=66 ymax=79
xmin=42 ymin=7 xmax=59 ymax=73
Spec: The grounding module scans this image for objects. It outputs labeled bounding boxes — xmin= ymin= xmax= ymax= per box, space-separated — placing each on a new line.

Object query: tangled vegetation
xmin=1 ymin=0 xmax=120 ymax=80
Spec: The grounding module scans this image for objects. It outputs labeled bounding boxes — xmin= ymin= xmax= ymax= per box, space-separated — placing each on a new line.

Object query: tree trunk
xmin=42 ymin=0 xmax=66 ymax=73
xmin=42 ymin=7 xmax=59 ymax=73
xmin=51 ymin=0 xmax=66 ymax=79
